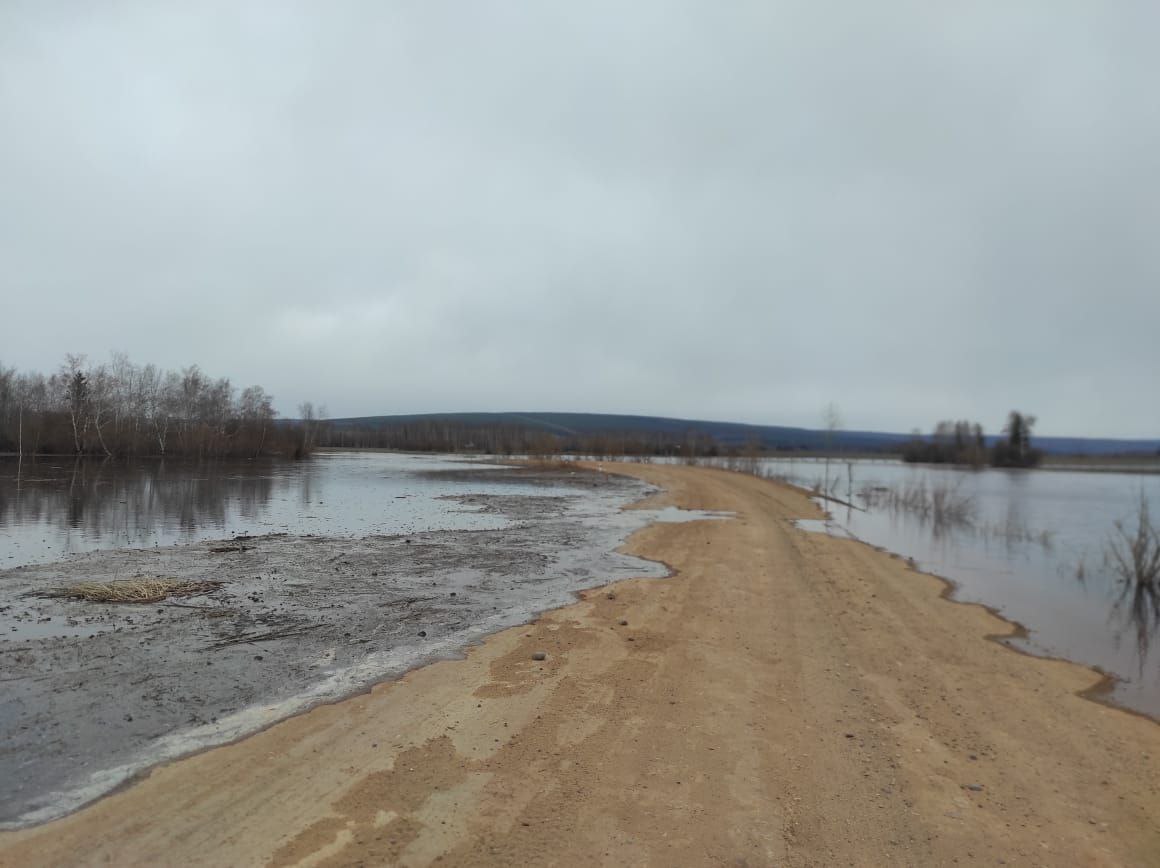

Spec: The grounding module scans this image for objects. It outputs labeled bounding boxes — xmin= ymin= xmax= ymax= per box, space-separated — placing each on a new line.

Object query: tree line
xmin=0 ymin=354 xmax=319 ymax=459
xmin=902 ymin=411 xmax=1042 ymax=468
xmin=322 ymin=419 xmax=727 ymax=458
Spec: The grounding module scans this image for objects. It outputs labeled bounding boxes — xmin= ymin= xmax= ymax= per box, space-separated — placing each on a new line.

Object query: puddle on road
xmin=642 ymin=506 xmax=734 ymax=524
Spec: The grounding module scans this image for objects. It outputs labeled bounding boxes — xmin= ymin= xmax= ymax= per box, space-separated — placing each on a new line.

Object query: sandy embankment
xmin=2 ymin=463 xmax=1158 ymax=866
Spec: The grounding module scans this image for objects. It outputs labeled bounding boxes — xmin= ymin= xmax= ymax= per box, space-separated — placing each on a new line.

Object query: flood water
xmin=0 ymin=452 xmax=579 ymax=567
xmin=4 ymin=451 xmax=1157 ymax=720
xmin=2 ymin=451 xmax=718 ymax=828
xmin=742 ymin=456 xmax=1160 ymax=718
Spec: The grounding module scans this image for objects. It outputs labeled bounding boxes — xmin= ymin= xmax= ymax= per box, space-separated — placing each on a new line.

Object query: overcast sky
xmin=2 ymin=2 xmax=1157 ymax=438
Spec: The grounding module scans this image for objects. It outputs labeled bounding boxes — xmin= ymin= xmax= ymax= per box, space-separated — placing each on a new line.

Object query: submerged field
xmin=0 ymin=455 xmax=720 ymax=828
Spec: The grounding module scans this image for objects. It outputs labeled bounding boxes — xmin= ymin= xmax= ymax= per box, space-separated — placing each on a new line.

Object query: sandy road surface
xmin=1 ymin=464 xmax=1158 ymax=867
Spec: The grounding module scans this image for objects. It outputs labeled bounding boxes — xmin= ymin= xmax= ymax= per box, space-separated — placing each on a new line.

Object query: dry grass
xmin=42 ymin=578 xmax=223 ymax=604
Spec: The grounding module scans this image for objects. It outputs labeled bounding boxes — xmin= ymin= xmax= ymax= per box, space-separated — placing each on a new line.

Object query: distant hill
xmin=326 ymin=412 xmax=1160 ymax=456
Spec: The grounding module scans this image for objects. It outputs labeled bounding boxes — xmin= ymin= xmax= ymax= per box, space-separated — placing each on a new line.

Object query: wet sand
xmin=2 ymin=463 xmax=1159 ymax=866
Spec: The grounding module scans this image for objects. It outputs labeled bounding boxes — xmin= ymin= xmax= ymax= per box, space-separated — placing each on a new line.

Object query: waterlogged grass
xmin=1104 ymin=495 xmax=1160 ymax=659
xmin=858 ymin=479 xmax=976 ymax=527
xmin=1106 ymin=494 xmax=1160 ymax=590
xmin=42 ymin=579 xmax=223 ymax=604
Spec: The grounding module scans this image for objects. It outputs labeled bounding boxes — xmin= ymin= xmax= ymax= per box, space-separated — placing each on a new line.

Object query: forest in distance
xmin=0 ymin=354 xmax=324 ymax=459
xmin=323 ymin=412 xmax=1160 ymax=463
xmin=322 ymin=416 xmax=724 ymax=458
xmin=3 ymin=354 xmax=1157 ymax=464
xmin=0 ymin=354 xmax=814 ymax=461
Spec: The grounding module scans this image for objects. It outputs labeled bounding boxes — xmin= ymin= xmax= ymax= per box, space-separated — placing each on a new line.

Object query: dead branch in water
xmin=207 ymin=625 xmax=321 ymax=649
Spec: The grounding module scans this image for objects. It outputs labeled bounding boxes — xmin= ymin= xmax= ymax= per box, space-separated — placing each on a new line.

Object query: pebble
xmin=619 ymin=620 xmax=628 ymax=626
xmin=531 ymin=651 xmax=547 ymax=661
xmin=963 ymin=783 xmax=984 ymax=792
xmin=418 ymin=630 xmax=427 ymax=637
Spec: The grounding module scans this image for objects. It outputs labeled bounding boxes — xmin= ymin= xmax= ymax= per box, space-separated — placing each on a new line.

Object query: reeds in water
xmin=1106 ymin=494 xmax=1160 ymax=590
xmin=1104 ymin=494 xmax=1160 ymax=661
xmin=859 ymin=479 xmax=976 ymax=528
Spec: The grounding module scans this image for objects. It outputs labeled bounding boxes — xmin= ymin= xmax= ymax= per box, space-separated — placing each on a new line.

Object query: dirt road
xmin=2 ymin=464 xmax=1157 ymax=866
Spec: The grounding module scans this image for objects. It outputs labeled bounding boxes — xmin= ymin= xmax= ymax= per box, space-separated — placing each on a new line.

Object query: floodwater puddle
xmin=4 ymin=614 xmax=118 ymax=642
xmin=641 ymin=506 xmax=733 ymax=524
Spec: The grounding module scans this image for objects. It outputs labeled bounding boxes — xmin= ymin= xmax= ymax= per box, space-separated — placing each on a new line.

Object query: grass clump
xmin=43 ymin=578 xmax=223 ymax=604
xmin=1104 ymin=494 xmax=1160 ymax=661
xmin=1106 ymin=494 xmax=1160 ymax=590
xmin=863 ymin=479 xmax=976 ymax=528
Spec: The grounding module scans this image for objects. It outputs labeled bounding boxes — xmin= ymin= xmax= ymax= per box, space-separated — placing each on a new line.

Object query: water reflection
xmin=0 ymin=453 xmax=573 ymax=567
xmin=1113 ymin=580 xmax=1160 ymax=672
xmin=0 ymin=457 xmax=288 ymax=562
xmin=1102 ymin=498 xmax=1160 ymax=673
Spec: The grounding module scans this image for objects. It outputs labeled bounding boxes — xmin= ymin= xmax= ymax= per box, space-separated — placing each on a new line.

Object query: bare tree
xmin=0 ymin=353 xmax=317 ymax=459
xmin=58 ymin=354 xmax=89 ymax=454
xmin=822 ymin=402 xmax=843 ymax=502
xmin=86 ymin=364 xmax=117 ymax=456
xmin=298 ymin=402 xmax=317 ymax=457
xmin=239 ymin=385 xmax=275 ymax=457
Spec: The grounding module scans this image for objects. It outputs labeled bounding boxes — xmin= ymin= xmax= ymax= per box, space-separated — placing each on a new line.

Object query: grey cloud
xmin=1 ymin=1 xmax=1157 ymax=436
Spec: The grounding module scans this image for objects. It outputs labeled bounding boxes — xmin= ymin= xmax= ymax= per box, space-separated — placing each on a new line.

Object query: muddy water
xmin=0 ymin=454 xmax=717 ymax=829
xmin=743 ymin=457 xmax=1160 ymax=719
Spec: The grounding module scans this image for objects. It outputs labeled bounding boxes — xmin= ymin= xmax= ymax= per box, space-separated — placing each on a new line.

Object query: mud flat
xmin=0 ymin=466 xmax=690 ymax=829
xmin=2 ymin=463 xmax=1159 ymax=867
